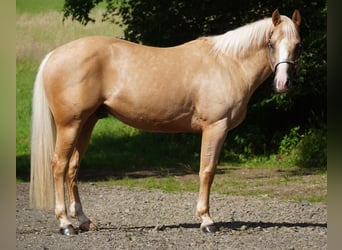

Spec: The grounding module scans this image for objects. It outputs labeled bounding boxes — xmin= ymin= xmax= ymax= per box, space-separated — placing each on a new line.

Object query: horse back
xmin=42 ymin=36 xmax=232 ymax=132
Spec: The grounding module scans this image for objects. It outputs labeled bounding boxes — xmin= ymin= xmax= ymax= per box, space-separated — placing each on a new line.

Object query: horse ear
xmin=292 ymin=9 xmax=301 ymax=27
xmin=272 ymin=9 xmax=281 ymax=26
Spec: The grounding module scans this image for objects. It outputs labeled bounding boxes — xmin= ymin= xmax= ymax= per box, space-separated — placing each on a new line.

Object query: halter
xmin=267 ymin=39 xmax=302 ymax=73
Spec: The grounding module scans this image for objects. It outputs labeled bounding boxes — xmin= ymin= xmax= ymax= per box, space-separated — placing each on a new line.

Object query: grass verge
xmin=99 ymin=166 xmax=326 ymax=203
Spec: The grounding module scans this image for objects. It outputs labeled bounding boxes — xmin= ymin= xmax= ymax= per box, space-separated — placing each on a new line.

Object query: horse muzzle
xmin=273 ymin=61 xmax=296 ymax=93
xmin=274 ymin=77 xmax=292 ymax=93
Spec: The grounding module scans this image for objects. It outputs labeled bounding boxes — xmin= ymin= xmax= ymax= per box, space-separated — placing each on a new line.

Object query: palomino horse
xmin=30 ymin=9 xmax=301 ymax=235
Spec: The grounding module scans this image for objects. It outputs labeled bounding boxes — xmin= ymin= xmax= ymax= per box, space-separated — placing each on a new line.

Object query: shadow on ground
xmin=98 ymin=220 xmax=327 ymax=233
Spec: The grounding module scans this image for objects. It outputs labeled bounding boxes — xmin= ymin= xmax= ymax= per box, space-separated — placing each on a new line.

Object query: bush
xmin=277 ymin=126 xmax=326 ymax=170
xmin=279 ymin=126 xmax=302 ymax=156
xmin=295 ymin=127 xmax=327 ymax=169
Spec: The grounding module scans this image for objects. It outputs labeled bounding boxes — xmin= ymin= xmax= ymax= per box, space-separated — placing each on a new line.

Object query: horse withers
xmin=30 ymin=9 xmax=301 ymax=235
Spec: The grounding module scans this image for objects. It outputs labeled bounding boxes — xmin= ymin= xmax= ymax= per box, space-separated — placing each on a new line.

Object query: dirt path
xmin=16 ymin=183 xmax=327 ymax=249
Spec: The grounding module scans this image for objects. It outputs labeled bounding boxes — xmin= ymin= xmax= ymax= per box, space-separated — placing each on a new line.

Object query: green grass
xmin=16 ymin=59 xmax=39 ymax=178
xmin=16 ymin=0 xmax=108 ymax=13
xmin=16 ymin=0 xmax=66 ymax=13
xmin=110 ymin=176 xmax=198 ymax=193
xmin=100 ymin=166 xmax=327 ymax=203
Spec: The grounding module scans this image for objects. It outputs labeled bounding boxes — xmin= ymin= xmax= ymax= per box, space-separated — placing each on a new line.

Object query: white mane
xmin=209 ymin=16 xmax=297 ymax=58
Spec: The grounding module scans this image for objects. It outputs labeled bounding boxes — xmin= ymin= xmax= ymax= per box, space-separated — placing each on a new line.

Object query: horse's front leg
xmin=197 ymin=119 xmax=228 ymax=233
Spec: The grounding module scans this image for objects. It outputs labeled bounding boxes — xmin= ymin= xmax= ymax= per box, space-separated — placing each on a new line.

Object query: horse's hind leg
xmin=52 ymin=122 xmax=83 ymax=235
xmin=66 ymin=114 xmax=98 ymax=232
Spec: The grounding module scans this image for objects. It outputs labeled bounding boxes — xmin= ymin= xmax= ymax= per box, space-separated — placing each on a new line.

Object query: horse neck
xmin=210 ymin=19 xmax=274 ymax=95
xmin=212 ymin=42 xmax=273 ymax=99
xmin=239 ymin=46 xmax=273 ymax=94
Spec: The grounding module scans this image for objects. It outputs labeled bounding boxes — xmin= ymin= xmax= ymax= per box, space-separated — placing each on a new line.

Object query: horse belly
xmin=118 ymin=114 xmax=199 ymax=133
xmin=104 ymin=96 xmax=201 ymax=133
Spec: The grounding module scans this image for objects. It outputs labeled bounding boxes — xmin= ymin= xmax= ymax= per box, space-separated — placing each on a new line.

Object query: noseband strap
xmin=273 ymin=59 xmax=300 ymax=72
xmin=268 ymin=39 xmax=301 ymax=72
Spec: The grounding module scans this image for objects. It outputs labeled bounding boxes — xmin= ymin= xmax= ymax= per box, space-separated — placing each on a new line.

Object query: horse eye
xmin=268 ymin=41 xmax=274 ymax=49
xmin=295 ymin=43 xmax=302 ymax=54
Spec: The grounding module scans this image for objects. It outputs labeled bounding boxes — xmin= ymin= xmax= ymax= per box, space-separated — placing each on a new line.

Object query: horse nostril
xmin=285 ymin=79 xmax=292 ymax=89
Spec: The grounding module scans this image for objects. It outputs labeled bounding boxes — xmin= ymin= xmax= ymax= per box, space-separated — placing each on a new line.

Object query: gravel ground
xmin=16 ymin=182 xmax=327 ymax=249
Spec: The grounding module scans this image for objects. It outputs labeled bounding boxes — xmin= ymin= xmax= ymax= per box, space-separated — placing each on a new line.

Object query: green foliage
xmin=64 ymin=0 xmax=268 ymax=46
xmin=276 ymin=126 xmax=327 ymax=170
xmin=279 ymin=126 xmax=301 ymax=155
xmin=63 ymin=0 xmax=103 ymax=24
xmin=294 ymin=127 xmax=327 ymax=169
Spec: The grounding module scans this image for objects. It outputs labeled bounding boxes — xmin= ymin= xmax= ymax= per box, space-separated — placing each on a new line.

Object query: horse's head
xmin=268 ymin=9 xmax=302 ymax=93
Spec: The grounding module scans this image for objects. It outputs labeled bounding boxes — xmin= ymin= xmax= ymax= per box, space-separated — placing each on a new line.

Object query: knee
xmin=199 ymin=168 xmax=216 ymax=182
xmin=199 ymin=168 xmax=215 ymax=176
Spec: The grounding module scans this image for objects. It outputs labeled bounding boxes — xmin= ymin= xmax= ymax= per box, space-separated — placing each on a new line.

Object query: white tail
xmin=29 ymin=52 xmax=56 ymax=209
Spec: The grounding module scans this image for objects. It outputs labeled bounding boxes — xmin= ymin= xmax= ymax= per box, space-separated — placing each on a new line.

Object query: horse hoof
xmin=59 ymin=224 xmax=77 ymax=236
xmin=79 ymin=221 xmax=98 ymax=232
xmin=201 ymin=224 xmax=219 ymax=233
